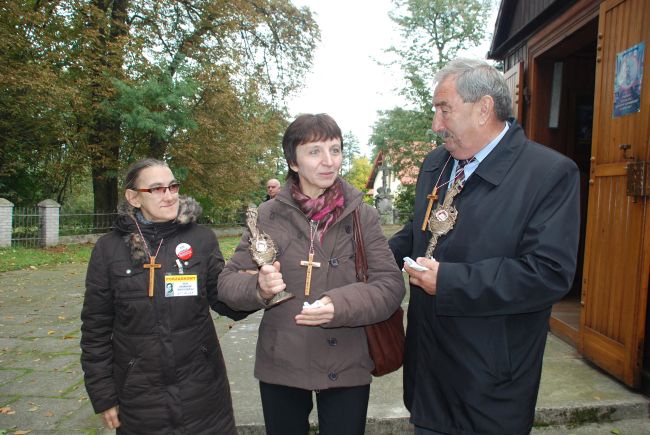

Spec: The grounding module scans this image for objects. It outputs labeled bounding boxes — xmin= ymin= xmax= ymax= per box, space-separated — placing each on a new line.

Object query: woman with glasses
xmin=80 ymin=158 xmax=243 ymax=434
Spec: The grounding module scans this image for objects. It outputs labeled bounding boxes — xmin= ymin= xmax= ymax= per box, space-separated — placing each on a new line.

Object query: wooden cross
xmin=143 ymin=256 xmax=162 ymax=297
xmin=300 ymin=252 xmax=321 ymax=296
xmin=421 ymin=187 xmax=439 ymax=231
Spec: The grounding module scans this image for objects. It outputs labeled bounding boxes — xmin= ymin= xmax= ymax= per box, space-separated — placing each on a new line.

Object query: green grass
xmin=0 ymin=224 xmax=403 ymax=274
xmin=218 ymin=236 xmax=241 ymax=260
xmin=0 ymin=244 xmax=95 ymax=273
xmin=0 ymin=236 xmax=243 ymax=273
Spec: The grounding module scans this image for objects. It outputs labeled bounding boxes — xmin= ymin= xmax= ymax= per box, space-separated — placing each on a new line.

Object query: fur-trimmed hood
xmin=115 ymin=195 xmax=203 ymax=262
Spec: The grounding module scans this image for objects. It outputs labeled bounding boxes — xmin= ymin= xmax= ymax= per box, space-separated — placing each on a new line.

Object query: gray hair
xmin=435 ymin=58 xmax=512 ymax=121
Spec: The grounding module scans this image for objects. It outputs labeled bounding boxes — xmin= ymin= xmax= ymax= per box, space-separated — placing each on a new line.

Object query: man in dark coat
xmin=389 ymin=58 xmax=580 ymax=434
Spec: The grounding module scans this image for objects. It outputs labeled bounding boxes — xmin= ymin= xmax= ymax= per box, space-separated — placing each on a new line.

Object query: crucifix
xmin=421 ymin=186 xmax=439 ymax=231
xmin=143 ymin=255 xmax=162 ymax=297
xmin=300 ymin=253 xmax=321 ymax=296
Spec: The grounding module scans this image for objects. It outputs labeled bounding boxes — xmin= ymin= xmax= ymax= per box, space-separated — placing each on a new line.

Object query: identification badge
xmin=164 ymin=275 xmax=198 ymax=297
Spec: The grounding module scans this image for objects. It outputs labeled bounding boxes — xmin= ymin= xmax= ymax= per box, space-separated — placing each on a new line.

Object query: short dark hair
xmin=282 ymin=114 xmax=343 ymax=182
xmin=124 ymin=158 xmax=168 ymax=190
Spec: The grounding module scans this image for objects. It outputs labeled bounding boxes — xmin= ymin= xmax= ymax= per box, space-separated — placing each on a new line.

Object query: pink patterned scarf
xmin=290 ymin=178 xmax=345 ymax=242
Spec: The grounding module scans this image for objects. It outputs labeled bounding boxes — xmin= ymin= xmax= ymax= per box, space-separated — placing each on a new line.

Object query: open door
xmin=580 ymin=0 xmax=650 ymax=387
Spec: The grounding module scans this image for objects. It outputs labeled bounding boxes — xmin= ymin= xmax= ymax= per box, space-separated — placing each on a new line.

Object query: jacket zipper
xmin=122 ymin=358 xmax=136 ymax=389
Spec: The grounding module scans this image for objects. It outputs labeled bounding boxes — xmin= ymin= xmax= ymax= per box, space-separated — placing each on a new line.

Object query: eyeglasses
xmin=133 ymin=182 xmax=181 ymax=196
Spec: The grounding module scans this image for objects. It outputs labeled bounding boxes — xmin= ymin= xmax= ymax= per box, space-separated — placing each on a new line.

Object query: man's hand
xmin=258 ymin=261 xmax=286 ymax=301
xmin=295 ymin=296 xmax=334 ymax=326
xmin=101 ymin=405 xmax=121 ymax=429
xmin=404 ymin=257 xmax=439 ymax=295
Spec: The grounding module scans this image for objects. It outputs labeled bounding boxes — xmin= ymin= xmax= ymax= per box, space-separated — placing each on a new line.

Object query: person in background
xmin=389 ymin=58 xmax=580 ymax=434
xmin=265 ymin=178 xmax=281 ymax=201
xmin=218 ymin=114 xmax=405 ymax=435
xmin=80 ymin=158 xmax=244 ymax=434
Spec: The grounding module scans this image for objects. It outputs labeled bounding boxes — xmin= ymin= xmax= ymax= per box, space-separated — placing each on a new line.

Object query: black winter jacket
xmin=80 ymin=197 xmax=240 ymax=435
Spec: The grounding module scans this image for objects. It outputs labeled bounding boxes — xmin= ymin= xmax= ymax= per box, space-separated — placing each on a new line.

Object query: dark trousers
xmin=414 ymin=426 xmax=447 ymax=435
xmin=259 ymin=381 xmax=370 ymax=435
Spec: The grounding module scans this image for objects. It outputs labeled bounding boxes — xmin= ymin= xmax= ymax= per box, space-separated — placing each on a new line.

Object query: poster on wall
xmin=613 ymin=42 xmax=644 ymax=118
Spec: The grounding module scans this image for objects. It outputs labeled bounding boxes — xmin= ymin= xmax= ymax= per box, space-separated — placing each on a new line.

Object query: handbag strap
xmin=353 ymin=206 xmax=368 ymax=283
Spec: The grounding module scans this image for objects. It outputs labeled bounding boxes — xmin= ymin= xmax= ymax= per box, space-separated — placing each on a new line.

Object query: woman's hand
xmin=257 ymin=261 xmax=286 ymax=301
xmin=101 ymin=405 xmax=121 ymax=429
xmin=295 ymin=296 xmax=334 ymax=326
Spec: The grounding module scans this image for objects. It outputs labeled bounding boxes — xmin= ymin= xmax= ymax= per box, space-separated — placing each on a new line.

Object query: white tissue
xmin=303 ymin=300 xmax=324 ymax=309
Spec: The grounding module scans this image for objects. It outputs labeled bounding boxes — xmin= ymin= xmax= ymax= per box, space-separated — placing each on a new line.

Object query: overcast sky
xmin=286 ymin=0 xmax=497 ymax=156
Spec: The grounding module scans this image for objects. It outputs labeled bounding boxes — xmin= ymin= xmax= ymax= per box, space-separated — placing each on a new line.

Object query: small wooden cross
xmin=300 ymin=252 xmax=321 ymax=296
xmin=143 ymin=256 xmax=162 ymax=297
xmin=421 ymin=187 xmax=439 ymax=231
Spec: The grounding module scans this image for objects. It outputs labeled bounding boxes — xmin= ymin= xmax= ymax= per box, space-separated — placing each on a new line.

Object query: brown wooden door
xmin=580 ymin=0 xmax=650 ymax=387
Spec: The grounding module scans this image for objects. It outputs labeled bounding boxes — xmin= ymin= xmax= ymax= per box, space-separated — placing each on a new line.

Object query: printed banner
xmin=613 ymin=42 xmax=645 ymax=118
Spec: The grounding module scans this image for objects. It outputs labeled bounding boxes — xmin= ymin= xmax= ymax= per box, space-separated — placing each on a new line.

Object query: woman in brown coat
xmin=217 ymin=114 xmax=405 ymax=435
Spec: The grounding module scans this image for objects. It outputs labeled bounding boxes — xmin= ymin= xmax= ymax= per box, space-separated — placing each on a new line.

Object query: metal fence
xmin=199 ymin=211 xmax=247 ymax=229
xmin=11 ymin=207 xmax=40 ymax=247
xmin=8 ymin=207 xmax=411 ymax=248
xmin=59 ymin=212 xmax=119 ymax=236
xmin=10 ymin=208 xmax=119 ymax=247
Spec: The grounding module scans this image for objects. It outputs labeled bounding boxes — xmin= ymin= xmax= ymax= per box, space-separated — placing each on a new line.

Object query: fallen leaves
xmin=0 ymin=406 xmax=15 ymax=414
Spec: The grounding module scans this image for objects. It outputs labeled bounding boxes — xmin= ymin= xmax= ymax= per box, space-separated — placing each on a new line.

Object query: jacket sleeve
xmin=436 ymin=158 xmax=580 ymax=316
xmin=80 ymin=237 xmax=118 ymax=414
xmin=389 ymin=152 xmax=431 ymax=269
xmin=389 ymin=218 xmax=414 ymax=270
xmin=205 ymin=231 xmax=251 ymax=321
xmin=323 ymin=205 xmax=406 ymax=328
xmin=217 ymin=229 xmax=268 ymax=311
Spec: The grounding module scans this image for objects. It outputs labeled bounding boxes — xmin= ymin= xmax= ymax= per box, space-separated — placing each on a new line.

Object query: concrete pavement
xmin=0 ymin=262 xmax=649 ymax=434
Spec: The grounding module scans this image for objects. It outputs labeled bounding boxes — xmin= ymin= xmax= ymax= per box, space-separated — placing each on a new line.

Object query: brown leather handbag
xmin=353 ymin=207 xmax=405 ymax=377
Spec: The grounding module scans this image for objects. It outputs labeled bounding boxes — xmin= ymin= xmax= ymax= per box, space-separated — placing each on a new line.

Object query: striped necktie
xmin=453 ymin=157 xmax=476 ymax=188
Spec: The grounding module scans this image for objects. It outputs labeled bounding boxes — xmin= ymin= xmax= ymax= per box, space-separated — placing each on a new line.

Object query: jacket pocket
xmin=111 ymin=261 xmax=147 ymax=300
xmin=489 ymin=318 xmax=512 ymax=382
xmin=115 ymin=356 xmax=138 ymax=396
xmin=199 ymin=343 xmax=224 ymax=381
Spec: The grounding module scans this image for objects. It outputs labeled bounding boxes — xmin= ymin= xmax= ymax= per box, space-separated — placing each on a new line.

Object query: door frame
xmin=526 ymin=0 xmax=600 ymax=347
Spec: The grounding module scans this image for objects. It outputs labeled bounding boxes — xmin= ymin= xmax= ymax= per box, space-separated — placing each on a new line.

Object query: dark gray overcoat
xmin=389 ymin=123 xmax=580 ymax=434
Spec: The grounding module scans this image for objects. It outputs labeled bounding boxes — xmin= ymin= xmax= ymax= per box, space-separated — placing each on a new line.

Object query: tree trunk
xmin=149 ymin=134 xmax=165 ymax=160
xmin=88 ymin=0 xmax=129 ymax=214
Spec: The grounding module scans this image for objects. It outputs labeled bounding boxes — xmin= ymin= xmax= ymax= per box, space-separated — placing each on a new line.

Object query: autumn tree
xmin=0 ymin=1 xmax=319 ymax=214
xmin=387 ymin=0 xmax=493 ymax=109
xmin=343 ymin=156 xmax=372 ymax=192
xmin=371 ymin=0 xmax=493 ymax=185
xmin=341 ymin=132 xmax=361 ymax=175
xmin=370 ymin=108 xmax=433 ymax=174
xmin=0 ymin=1 xmax=86 ymax=205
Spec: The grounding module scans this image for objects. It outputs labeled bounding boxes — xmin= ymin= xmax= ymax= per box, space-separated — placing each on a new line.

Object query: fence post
xmin=38 ymin=199 xmax=61 ymax=247
xmin=0 ymin=198 xmax=13 ymax=248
